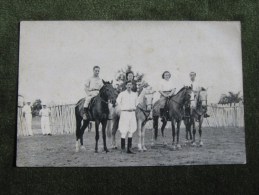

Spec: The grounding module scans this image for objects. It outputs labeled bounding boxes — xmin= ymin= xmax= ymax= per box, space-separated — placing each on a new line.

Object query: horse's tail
xmin=106 ymin=120 xmax=112 ymax=138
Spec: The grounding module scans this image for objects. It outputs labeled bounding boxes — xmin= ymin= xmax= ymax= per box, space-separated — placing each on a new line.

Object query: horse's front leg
xmin=95 ymin=120 xmax=100 ymax=153
xmin=152 ymin=116 xmax=159 ymax=146
xmin=101 ymin=120 xmax=109 ymax=153
xmin=171 ymin=119 xmax=176 ymax=149
xmin=142 ymin=124 xmax=147 ymax=151
xmin=137 ymin=120 xmax=143 ymax=151
xmin=192 ymin=118 xmax=197 ymax=146
xmin=161 ymin=120 xmax=167 ymax=145
xmin=176 ymin=120 xmax=182 ymax=149
xmin=112 ymin=117 xmax=119 ymax=149
xmin=198 ymin=116 xmax=204 ymax=147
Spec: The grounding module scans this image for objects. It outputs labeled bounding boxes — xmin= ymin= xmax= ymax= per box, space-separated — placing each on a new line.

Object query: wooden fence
xmin=17 ymin=104 xmax=244 ymax=136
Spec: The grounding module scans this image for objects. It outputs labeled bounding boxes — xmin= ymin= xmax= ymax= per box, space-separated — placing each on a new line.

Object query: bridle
xmin=98 ymin=84 xmax=116 ymax=105
xmin=137 ymin=92 xmax=154 ymax=121
xmin=169 ymin=87 xmax=191 ymax=108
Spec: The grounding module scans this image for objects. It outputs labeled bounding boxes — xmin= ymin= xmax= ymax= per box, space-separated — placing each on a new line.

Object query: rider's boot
xmin=83 ymin=107 xmax=88 ymax=120
xmin=204 ymin=112 xmax=210 ymax=118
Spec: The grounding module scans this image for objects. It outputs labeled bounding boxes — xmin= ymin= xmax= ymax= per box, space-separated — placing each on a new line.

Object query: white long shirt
xmin=116 ymin=90 xmax=138 ymax=110
xmin=39 ymin=108 xmax=51 ymax=117
xmin=22 ymin=105 xmax=31 ymax=114
xmin=189 ymin=79 xmax=201 ymax=92
xmin=160 ymin=79 xmax=175 ymax=92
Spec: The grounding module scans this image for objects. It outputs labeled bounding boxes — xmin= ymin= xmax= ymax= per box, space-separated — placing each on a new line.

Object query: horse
xmin=183 ymin=88 xmax=208 ymax=147
xmin=152 ymin=86 xmax=192 ymax=149
xmin=75 ymin=80 xmax=117 ymax=153
xmin=135 ymin=87 xmax=155 ymax=151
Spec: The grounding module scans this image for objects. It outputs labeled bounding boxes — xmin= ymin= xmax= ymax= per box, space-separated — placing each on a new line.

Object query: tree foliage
xmin=32 ymin=99 xmax=42 ymax=117
xmin=218 ymin=91 xmax=243 ymax=106
xmin=115 ymin=65 xmax=149 ymax=91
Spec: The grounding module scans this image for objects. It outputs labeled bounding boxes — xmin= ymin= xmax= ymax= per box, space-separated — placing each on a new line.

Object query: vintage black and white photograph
xmin=17 ymin=21 xmax=245 ymax=167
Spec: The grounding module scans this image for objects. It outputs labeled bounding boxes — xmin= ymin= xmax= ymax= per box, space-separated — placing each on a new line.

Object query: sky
xmin=18 ymin=21 xmax=243 ymax=105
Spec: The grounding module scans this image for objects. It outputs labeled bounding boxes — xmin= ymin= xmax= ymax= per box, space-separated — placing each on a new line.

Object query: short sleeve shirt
xmin=86 ymin=77 xmax=103 ymax=91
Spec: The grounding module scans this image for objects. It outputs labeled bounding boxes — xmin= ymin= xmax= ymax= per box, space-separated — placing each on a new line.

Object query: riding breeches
xmin=84 ymin=91 xmax=99 ymax=108
xmin=119 ymin=111 xmax=137 ymax=138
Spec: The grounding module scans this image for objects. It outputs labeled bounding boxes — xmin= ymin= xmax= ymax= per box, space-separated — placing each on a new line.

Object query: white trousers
xmin=84 ymin=91 xmax=99 ymax=107
xmin=25 ymin=114 xmax=33 ymax=136
xmin=119 ymin=111 xmax=137 ymax=138
xmin=41 ymin=116 xmax=51 ymax=135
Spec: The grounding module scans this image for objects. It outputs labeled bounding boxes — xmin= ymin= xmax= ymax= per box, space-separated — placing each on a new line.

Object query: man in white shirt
xmin=39 ymin=103 xmax=52 ymax=136
xmin=22 ymin=101 xmax=33 ymax=136
xmin=189 ymin=72 xmax=210 ymax=118
xmin=83 ymin=66 xmax=104 ymax=120
xmin=116 ymin=80 xmax=138 ymax=154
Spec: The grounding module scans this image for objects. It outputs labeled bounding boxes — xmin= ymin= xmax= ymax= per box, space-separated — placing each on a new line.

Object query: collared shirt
xmin=85 ymin=76 xmax=103 ymax=91
xmin=160 ymin=79 xmax=174 ymax=92
xmin=22 ymin=105 xmax=31 ymax=114
xmin=39 ymin=108 xmax=51 ymax=117
xmin=116 ymin=90 xmax=138 ymax=110
xmin=190 ymin=80 xmax=201 ymax=92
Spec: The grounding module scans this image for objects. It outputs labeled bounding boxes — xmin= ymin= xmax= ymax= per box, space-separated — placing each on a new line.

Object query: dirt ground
xmin=16 ymin=123 xmax=246 ymax=167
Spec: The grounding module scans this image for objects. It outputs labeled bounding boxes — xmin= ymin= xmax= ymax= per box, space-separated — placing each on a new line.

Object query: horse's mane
xmin=175 ymin=86 xmax=188 ymax=95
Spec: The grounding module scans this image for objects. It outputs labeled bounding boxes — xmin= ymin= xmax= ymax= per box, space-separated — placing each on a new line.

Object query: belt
xmin=163 ymin=91 xmax=171 ymax=92
xmin=89 ymin=89 xmax=99 ymax=91
xmin=121 ymin=109 xmax=136 ymax=112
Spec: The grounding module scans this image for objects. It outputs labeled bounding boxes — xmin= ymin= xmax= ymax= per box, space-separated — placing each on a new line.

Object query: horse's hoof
xmin=172 ymin=145 xmax=176 ymax=150
xmin=95 ymin=150 xmax=98 ymax=153
xmin=191 ymin=142 xmax=196 ymax=147
xmin=142 ymin=146 xmax=147 ymax=151
xmin=199 ymin=141 xmax=203 ymax=147
xmin=138 ymin=144 xmax=142 ymax=151
xmin=105 ymin=149 xmax=109 ymax=153
xmin=176 ymin=144 xmax=181 ymax=149
xmin=113 ymin=146 xmax=118 ymax=149
xmin=80 ymin=146 xmax=86 ymax=151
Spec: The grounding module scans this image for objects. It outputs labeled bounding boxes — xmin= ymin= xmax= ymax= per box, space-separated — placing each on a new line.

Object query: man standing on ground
xmin=22 ymin=101 xmax=33 ymax=136
xmin=116 ymin=80 xmax=138 ymax=154
xmin=39 ymin=103 xmax=52 ymax=136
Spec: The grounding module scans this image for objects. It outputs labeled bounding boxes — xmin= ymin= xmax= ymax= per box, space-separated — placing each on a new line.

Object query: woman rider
xmin=158 ymin=71 xmax=176 ymax=121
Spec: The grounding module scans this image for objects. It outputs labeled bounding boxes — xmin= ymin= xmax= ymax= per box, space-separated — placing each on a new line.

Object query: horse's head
xmin=177 ymin=86 xmax=192 ymax=104
xmin=198 ymin=88 xmax=208 ymax=107
xmin=139 ymin=87 xmax=155 ymax=111
xmin=101 ymin=80 xmax=118 ymax=107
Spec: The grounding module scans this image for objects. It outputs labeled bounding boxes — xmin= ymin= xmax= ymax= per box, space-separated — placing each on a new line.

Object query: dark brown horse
xmin=75 ymin=80 xmax=117 ymax=153
xmin=152 ymin=86 xmax=192 ymax=149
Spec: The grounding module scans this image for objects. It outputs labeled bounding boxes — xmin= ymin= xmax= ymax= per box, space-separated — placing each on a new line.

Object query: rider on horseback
xmin=83 ymin=66 xmax=103 ymax=120
xmin=188 ymin=71 xmax=210 ymax=118
xmin=158 ymin=71 xmax=176 ymax=121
